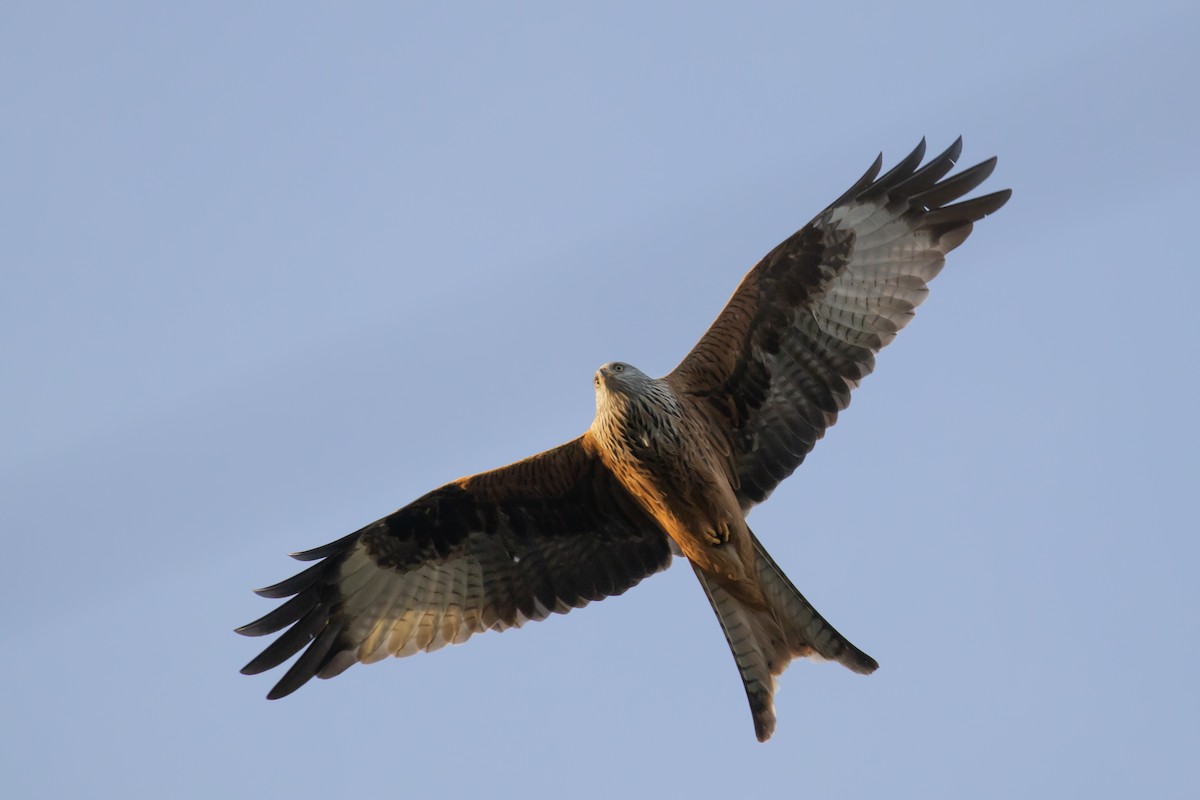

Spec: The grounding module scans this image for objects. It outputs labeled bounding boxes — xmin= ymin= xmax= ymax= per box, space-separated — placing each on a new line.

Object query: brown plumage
xmin=238 ymin=137 xmax=1010 ymax=740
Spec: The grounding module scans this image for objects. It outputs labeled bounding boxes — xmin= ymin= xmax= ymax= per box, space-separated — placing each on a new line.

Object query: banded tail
xmin=692 ymin=530 xmax=877 ymax=741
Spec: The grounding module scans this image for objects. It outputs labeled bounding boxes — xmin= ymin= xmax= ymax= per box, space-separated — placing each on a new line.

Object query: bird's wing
xmin=237 ymin=435 xmax=672 ymax=699
xmin=666 ymin=138 xmax=1010 ymax=509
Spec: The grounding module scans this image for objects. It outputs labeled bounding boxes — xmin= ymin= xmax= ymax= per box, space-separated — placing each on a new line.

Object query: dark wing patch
xmin=666 ymin=138 xmax=1010 ymax=508
xmin=237 ymin=437 xmax=672 ymax=699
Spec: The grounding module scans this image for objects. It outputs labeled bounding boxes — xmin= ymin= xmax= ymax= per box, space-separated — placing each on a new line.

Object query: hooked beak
xmin=595 ymin=365 xmax=617 ymax=389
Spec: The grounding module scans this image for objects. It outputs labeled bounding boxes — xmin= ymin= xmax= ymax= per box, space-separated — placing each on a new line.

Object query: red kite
xmin=239 ymin=138 xmax=1010 ymax=741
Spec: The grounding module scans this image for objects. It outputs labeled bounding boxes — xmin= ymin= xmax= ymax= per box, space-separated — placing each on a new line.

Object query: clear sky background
xmin=4 ymin=2 xmax=1198 ymax=797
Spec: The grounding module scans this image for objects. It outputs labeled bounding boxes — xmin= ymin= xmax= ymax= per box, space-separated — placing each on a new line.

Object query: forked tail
xmin=692 ymin=530 xmax=877 ymax=741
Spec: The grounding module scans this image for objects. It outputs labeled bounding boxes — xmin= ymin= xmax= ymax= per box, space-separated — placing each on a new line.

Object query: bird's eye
xmin=613 ymin=363 xmax=624 ymax=372
xmin=594 ymin=376 xmax=601 ymax=387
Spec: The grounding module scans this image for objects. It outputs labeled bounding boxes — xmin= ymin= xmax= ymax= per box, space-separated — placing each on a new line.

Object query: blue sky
xmin=3 ymin=2 xmax=1198 ymax=797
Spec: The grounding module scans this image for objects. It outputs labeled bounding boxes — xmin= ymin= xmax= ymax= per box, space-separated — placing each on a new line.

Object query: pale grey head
xmin=593 ymin=361 xmax=655 ymax=396
xmin=591 ymin=361 xmax=682 ymax=431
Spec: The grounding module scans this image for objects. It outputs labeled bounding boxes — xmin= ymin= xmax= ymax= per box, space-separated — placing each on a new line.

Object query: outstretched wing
xmin=237 ymin=435 xmax=672 ymax=699
xmin=666 ymin=138 xmax=1010 ymax=509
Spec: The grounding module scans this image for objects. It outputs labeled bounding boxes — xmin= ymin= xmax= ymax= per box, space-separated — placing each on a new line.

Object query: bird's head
xmin=593 ymin=361 xmax=652 ymax=398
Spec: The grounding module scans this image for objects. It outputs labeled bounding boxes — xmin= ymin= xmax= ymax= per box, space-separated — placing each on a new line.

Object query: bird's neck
xmin=591 ymin=382 xmax=683 ymax=459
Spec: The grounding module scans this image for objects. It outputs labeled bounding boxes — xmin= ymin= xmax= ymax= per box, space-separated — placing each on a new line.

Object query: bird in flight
xmin=238 ymin=138 xmax=1010 ymax=741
